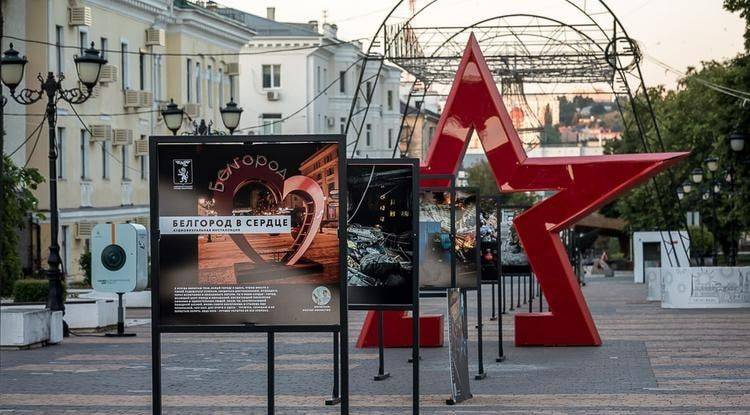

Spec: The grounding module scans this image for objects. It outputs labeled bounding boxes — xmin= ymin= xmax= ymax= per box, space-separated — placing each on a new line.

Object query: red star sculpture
xmin=420 ymin=34 xmax=688 ymax=346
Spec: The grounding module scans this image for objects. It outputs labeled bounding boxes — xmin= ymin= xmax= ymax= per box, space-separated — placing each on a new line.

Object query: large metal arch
xmin=346 ymin=0 xmax=689 ymax=266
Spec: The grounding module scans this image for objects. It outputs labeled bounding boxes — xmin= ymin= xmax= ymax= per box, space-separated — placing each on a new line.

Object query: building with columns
xmin=2 ymin=0 xmax=253 ymax=280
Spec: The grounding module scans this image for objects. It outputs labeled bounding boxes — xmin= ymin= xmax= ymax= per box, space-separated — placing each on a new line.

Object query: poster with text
xmin=156 ymin=140 xmax=342 ymax=327
xmin=500 ymin=208 xmax=531 ymax=274
xmin=347 ymin=163 xmax=415 ymax=307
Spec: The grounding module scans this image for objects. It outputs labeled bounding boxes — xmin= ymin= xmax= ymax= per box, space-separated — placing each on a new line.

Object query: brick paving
xmin=1 ymin=276 xmax=749 ymax=414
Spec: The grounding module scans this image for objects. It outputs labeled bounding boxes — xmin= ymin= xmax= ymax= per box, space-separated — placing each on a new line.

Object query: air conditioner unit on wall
xmin=68 ymin=6 xmax=92 ymax=27
xmin=225 ymin=62 xmax=239 ymax=76
xmin=112 ymin=129 xmax=133 ymax=146
xmin=89 ymin=124 xmax=112 ymax=141
xmin=145 ymin=28 xmax=165 ymax=46
xmin=75 ymin=221 xmax=94 ymax=239
xmin=326 ymin=117 xmax=335 ymax=128
xmin=138 ymin=91 xmax=153 ymax=108
xmin=267 ymin=91 xmax=281 ymax=101
xmin=124 ymin=90 xmax=141 ymax=108
xmin=134 ymin=139 xmax=149 ymax=156
xmin=99 ymin=65 xmax=118 ymax=84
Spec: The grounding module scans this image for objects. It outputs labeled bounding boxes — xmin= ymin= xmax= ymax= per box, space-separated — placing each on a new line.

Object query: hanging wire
xmin=3 ymin=34 xmax=366 ymax=58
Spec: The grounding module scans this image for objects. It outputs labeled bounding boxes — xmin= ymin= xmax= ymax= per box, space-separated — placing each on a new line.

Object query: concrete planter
xmin=660 ymin=266 xmax=750 ymax=309
xmin=64 ymin=299 xmax=118 ymax=329
xmin=0 ymin=308 xmax=63 ymax=348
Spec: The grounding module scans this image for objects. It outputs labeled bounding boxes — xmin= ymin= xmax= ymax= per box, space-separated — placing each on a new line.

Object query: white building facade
xmin=222 ymin=8 xmax=402 ymax=158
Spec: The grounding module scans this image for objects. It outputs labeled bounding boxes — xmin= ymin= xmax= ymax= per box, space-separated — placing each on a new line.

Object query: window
xmin=139 ymin=52 xmax=145 ymax=90
xmin=80 ymin=129 xmax=89 ymax=179
xmin=121 ymin=145 xmax=129 ymax=180
xmin=262 ymin=64 xmax=280 ymax=88
xmin=102 ymin=140 xmax=110 ymax=179
xmin=388 ymin=128 xmax=393 ymax=149
xmin=340 ymin=117 xmax=346 ymax=134
xmin=366 ymin=124 xmax=372 ymax=147
xmin=79 ymin=30 xmax=88 ymax=54
xmin=207 ymin=65 xmax=212 ymax=108
xmin=186 ymin=59 xmax=192 ymax=102
xmin=121 ymin=42 xmax=129 ymax=90
xmin=339 ymin=71 xmax=346 ymax=94
xmin=316 ymin=66 xmax=321 ymax=93
xmin=387 ymin=90 xmax=393 ymax=111
xmin=100 ymin=37 xmax=108 ymax=60
xmin=323 ymin=68 xmax=327 ymax=93
xmin=366 ymin=82 xmax=372 ymax=102
xmin=56 ymin=127 xmax=65 ymax=178
xmin=55 ymin=26 xmax=63 ymax=74
xmin=140 ymin=135 xmax=148 ymax=180
xmin=195 ymin=62 xmax=201 ymax=104
xmin=261 ymin=113 xmax=282 ymax=135
xmin=218 ymin=68 xmax=224 ymax=105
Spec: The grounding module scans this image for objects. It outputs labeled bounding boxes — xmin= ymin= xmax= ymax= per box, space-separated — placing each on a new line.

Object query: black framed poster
xmin=418 ymin=189 xmax=453 ymax=289
xmin=500 ymin=207 xmax=531 ymax=274
xmin=152 ymin=136 xmax=345 ymax=329
xmin=454 ymin=188 xmax=480 ymax=289
xmin=346 ymin=159 xmax=418 ymax=308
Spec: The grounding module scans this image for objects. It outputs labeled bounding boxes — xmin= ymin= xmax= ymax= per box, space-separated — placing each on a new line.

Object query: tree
xmin=542 ymin=104 xmax=561 ymax=144
xmin=465 ymin=160 xmax=537 ymax=205
xmin=1 ymin=156 xmax=44 ymax=297
xmin=605 ymin=53 xmax=750 ymax=260
xmin=725 ymin=0 xmax=750 ymax=51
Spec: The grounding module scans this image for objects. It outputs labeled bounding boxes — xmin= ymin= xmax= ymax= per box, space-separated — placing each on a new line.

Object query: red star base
xmin=419 ymin=35 xmax=688 ymax=346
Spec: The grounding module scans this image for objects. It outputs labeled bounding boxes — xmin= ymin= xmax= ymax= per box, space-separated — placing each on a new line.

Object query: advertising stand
xmin=343 ymin=159 xmax=421 ymax=414
xmin=149 ymin=135 xmax=348 ymax=415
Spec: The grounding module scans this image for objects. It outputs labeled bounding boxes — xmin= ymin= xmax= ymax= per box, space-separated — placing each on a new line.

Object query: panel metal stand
xmin=325 ymin=332 xmax=342 ymax=405
xmin=106 ymin=292 xmax=136 ymax=337
xmin=474 ymin=284 xmax=486 ymax=379
xmin=509 ymin=275 xmax=514 ymax=311
xmin=373 ymin=311 xmax=391 ymax=381
xmin=268 ymin=332 xmax=275 ymax=414
xmin=495 ymin=206 xmax=505 ymax=362
xmin=489 ymin=281 xmax=497 ymax=321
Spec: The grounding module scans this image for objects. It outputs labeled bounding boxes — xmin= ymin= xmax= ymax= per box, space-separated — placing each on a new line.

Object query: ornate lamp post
xmin=726 ymin=132 xmax=747 ymax=265
xmin=161 ymin=99 xmax=184 ymax=136
xmin=220 ymin=99 xmax=243 ymax=135
xmin=1 ymin=42 xmax=106 ymax=312
xmin=161 ymin=98 xmax=242 ymax=136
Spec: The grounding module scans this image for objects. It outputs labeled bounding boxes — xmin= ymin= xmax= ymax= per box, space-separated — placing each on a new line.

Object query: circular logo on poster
xmin=312 ymin=286 xmax=332 ymax=306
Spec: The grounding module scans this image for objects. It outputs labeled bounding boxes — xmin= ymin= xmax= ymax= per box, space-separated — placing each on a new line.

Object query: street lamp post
xmin=705 ymin=157 xmax=720 ymax=265
xmin=727 ymin=132 xmax=747 ymax=266
xmin=1 ymin=42 xmax=106 ymax=312
xmin=161 ymin=98 xmax=242 ymax=136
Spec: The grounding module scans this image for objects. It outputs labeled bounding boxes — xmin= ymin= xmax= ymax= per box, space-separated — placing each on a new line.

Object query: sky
xmin=219 ymin=0 xmax=746 ymax=91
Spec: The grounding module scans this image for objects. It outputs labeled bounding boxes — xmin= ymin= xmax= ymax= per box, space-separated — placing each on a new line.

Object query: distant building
xmin=220 ymin=7 xmax=402 ymax=158
xmin=399 ymin=101 xmax=440 ymax=160
xmin=3 ymin=0 xmax=253 ymax=280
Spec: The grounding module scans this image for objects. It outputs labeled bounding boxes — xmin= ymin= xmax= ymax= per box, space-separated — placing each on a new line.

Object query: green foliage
xmin=688 ymin=226 xmax=715 ymax=258
xmin=542 ymin=104 xmax=562 ymax=144
xmin=725 ymin=0 xmax=750 ymax=50
xmin=1 ymin=156 xmax=44 ymax=297
xmin=12 ymin=279 xmax=66 ymax=303
xmin=558 ymin=95 xmax=595 ymax=125
xmin=78 ymin=251 xmax=92 ymax=287
xmin=465 ymin=160 xmax=536 ymax=205
xmin=605 ymin=53 xmax=750 ymax=256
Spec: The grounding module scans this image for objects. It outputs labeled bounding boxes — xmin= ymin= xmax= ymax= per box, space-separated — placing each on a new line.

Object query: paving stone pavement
xmin=1 ymin=276 xmax=750 ymax=414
